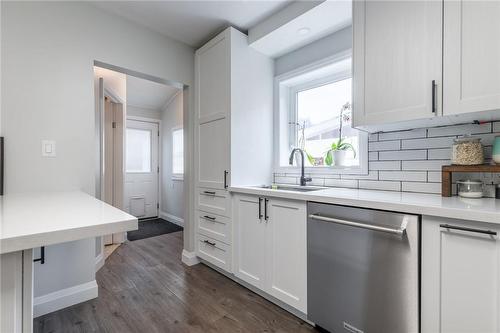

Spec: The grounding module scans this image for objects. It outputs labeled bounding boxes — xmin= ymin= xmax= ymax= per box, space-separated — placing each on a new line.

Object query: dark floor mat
xmin=127 ymin=218 xmax=183 ymax=241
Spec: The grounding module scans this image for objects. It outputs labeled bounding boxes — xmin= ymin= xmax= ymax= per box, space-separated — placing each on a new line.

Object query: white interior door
xmin=124 ymin=119 xmax=159 ymax=219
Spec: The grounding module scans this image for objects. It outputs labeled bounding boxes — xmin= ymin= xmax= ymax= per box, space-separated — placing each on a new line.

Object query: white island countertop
xmin=230 ymin=185 xmax=500 ymax=224
xmin=0 ymin=191 xmax=138 ymax=254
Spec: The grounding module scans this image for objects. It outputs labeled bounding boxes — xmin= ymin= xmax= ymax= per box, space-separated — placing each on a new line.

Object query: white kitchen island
xmin=0 ymin=191 xmax=138 ymax=333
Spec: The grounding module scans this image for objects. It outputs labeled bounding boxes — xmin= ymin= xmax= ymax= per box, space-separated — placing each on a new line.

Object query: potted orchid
xmin=325 ymin=102 xmax=356 ymax=167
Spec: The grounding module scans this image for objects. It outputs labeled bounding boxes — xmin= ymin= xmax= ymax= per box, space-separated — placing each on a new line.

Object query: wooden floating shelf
xmin=442 ymin=164 xmax=500 ymax=197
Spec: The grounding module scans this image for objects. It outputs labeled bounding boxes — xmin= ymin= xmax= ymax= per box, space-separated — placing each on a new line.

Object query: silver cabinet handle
xmin=440 ymin=224 xmax=496 ymax=236
xmin=309 ymin=214 xmax=406 ymax=235
xmin=203 ymin=191 xmax=216 ymax=195
xmin=203 ymin=240 xmax=216 ymax=246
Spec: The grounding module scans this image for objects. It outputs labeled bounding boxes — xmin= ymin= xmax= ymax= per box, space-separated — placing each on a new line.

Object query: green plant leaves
xmin=325 ymin=150 xmax=333 ymax=166
xmin=306 ymin=151 xmax=315 ymax=165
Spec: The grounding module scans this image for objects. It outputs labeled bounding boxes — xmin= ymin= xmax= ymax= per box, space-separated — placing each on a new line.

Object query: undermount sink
xmin=254 ymin=184 xmax=327 ymax=192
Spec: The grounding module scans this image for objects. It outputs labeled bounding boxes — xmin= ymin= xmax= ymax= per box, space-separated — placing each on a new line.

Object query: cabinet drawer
xmin=196 ymin=188 xmax=231 ymax=216
xmin=196 ymin=210 xmax=231 ymax=244
xmin=196 ymin=233 xmax=231 ymax=272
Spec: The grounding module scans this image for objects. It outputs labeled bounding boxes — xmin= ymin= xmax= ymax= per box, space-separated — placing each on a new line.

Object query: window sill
xmin=172 ymin=175 xmax=184 ymax=181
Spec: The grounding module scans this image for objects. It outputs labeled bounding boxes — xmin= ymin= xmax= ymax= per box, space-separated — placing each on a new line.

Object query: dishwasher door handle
xmin=309 ymin=214 xmax=406 ymax=235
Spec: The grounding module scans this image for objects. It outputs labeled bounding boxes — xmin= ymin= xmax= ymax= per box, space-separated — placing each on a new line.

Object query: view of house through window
xmin=292 ymin=77 xmax=360 ymax=167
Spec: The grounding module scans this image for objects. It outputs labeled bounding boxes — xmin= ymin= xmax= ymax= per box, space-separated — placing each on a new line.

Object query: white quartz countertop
xmin=229 ymin=186 xmax=500 ymax=224
xmin=0 ymin=191 xmax=138 ymax=254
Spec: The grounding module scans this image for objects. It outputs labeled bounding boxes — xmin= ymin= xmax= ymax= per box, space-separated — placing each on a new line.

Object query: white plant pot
xmin=333 ymin=150 xmax=347 ymax=166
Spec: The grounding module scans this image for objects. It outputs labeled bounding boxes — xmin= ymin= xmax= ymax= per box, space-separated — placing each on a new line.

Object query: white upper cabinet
xmin=353 ymin=0 xmax=500 ymax=131
xmin=197 ymin=33 xmax=230 ymax=120
xmin=422 ymin=216 xmax=500 ymax=333
xmin=195 ymin=30 xmax=231 ymax=190
xmin=196 ymin=117 xmax=230 ymax=189
xmin=353 ymin=0 xmax=442 ymax=128
xmin=443 ymin=0 xmax=500 ymax=116
xmin=194 ymin=27 xmax=273 ymax=190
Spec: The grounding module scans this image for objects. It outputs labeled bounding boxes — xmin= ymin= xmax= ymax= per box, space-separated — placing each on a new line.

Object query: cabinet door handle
xmin=440 ymin=224 xmax=497 ymax=236
xmin=33 ymin=246 xmax=45 ymax=264
xmin=203 ymin=240 xmax=216 ymax=246
xmin=258 ymin=197 xmax=263 ymax=219
xmin=264 ymin=198 xmax=269 ymax=221
xmin=223 ymin=170 xmax=228 ymax=189
xmin=431 ymin=80 xmax=437 ymax=114
xmin=203 ymin=215 xmax=216 ymax=221
xmin=203 ymin=191 xmax=216 ymax=195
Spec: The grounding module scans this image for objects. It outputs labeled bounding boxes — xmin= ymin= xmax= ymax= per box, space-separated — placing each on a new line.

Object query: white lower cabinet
xmin=233 ymin=195 xmax=268 ymax=290
xmin=234 ymin=194 xmax=307 ymax=313
xmin=422 ymin=216 xmax=500 ymax=333
xmin=196 ymin=233 xmax=232 ymax=272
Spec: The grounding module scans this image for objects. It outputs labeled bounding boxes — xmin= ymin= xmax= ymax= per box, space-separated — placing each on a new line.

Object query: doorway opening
xmin=93 ymin=63 xmax=188 ymax=269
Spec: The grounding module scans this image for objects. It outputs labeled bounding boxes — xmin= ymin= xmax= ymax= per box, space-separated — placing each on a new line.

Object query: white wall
xmin=274 ymin=25 xmax=352 ymax=76
xmin=1 ymin=1 xmax=194 ymax=307
xmin=160 ymin=92 xmax=184 ymax=223
xmin=127 ymin=105 xmax=161 ymax=120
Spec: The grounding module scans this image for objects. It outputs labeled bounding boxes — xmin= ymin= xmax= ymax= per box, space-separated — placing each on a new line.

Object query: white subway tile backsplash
xmin=342 ymin=171 xmax=379 ymax=180
xmin=369 ymin=151 xmax=379 ymax=161
xmin=274 ymin=176 xmax=297 ymax=185
xmin=379 ymin=171 xmax=427 ymax=182
xmin=359 ymin=180 xmax=401 ymax=191
xmin=308 ymin=178 xmax=325 ymax=186
xmin=402 ymin=160 xmax=448 ymax=171
xmin=402 ymin=182 xmax=441 ymax=194
xmin=379 ymin=128 xmax=426 ymax=141
xmin=369 ymin=140 xmax=400 ymax=151
xmin=427 ymin=123 xmax=491 ymax=137
xmin=324 ymin=178 xmax=359 ymax=189
xmin=369 ymin=161 xmax=401 ymax=170
xmin=379 ymin=150 xmax=427 ymax=161
xmin=402 ymin=137 xmax=455 ymax=149
xmin=428 ymin=148 xmax=451 ymax=160
xmin=274 ymin=121 xmax=498 ymax=196
xmin=472 ymin=133 xmax=499 ymax=145
xmin=427 ymin=171 xmax=442 ymax=183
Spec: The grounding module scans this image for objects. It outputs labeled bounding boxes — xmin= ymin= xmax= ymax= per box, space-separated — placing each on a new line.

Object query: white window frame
xmin=273 ymin=50 xmax=368 ymax=175
xmin=171 ymin=126 xmax=184 ymax=180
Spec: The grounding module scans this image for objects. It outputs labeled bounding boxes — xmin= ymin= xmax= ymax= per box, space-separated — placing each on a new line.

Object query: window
xmin=126 ymin=128 xmax=151 ymax=173
xmin=172 ymin=128 xmax=183 ymax=177
xmin=276 ymin=54 xmax=367 ymax=174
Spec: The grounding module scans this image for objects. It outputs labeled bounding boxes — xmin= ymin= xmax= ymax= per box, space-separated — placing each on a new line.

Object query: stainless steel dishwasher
xmin=307 ymin=202 xmax=420 ymax=333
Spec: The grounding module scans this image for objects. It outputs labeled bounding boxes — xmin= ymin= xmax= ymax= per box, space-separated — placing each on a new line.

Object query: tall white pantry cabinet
xmin=194 ymin=27 xmax=273 ymax=272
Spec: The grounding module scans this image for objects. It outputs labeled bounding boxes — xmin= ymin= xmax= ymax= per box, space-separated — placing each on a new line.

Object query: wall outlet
xmin=42 ymin=140 xmax=56 ymax=157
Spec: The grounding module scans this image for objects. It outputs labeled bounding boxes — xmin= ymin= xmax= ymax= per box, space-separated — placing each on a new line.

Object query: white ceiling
xmin=126 ymin=75 xmax=180 ymax=111
xmin=92 ymin=0 xmax=292 ymax=47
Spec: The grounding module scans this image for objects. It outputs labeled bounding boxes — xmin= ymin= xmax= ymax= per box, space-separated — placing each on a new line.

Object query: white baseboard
xmin=95 ymin=252 xmax=105 ymax=272
xmin=159 ymin=211 xmax=184 ymax=227
xmin=33 ymin=280 xmax=98 ymax=318
xmin=181 ymin=249 xmax=199 ymax=266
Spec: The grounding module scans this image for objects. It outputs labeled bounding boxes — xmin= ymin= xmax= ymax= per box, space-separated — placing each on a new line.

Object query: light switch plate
xmin=42 ymin=140 xmax=56 ymax=157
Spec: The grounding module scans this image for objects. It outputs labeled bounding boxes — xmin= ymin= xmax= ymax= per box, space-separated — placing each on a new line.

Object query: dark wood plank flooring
xmin=34 ymin=231 xmax=317 ymax=333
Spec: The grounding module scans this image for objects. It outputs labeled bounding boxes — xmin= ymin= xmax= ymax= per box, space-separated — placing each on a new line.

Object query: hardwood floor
xmin=34 ymin=232 xmax=317 ymax=333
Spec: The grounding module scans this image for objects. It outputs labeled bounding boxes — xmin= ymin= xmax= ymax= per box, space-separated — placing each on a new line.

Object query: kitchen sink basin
xmin=254 ymin=184 xmax=327 ymax=192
